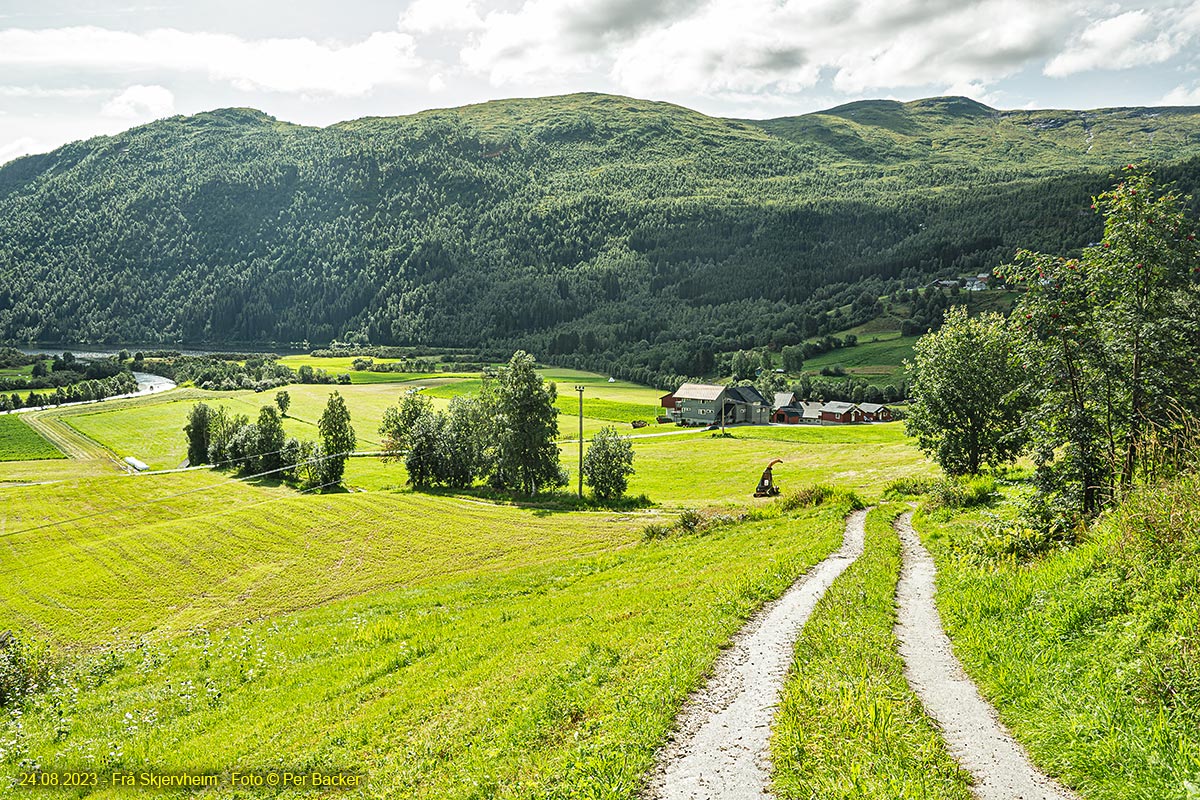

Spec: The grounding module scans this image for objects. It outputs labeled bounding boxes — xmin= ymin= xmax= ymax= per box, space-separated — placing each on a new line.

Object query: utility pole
xmin=575 ymin=385 xmax=585 ymax=497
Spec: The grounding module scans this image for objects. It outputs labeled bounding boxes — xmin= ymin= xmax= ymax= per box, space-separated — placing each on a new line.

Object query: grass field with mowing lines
xmin=0 ymin=415 xmax=65 ymax=461
xmin=0 ymin=472 xmax=645 ymax=645
xmin=274 ymin=354 xmax=471 ymax=385
xmin=0 ymin=364 xmax=944 ymax=797
xmin=771 ymin=505 xmax=971 ymax=799
xmin=0 ymin=498 xmax=850 ymax=798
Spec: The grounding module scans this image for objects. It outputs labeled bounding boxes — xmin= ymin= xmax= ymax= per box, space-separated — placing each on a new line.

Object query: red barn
xmin=818 ymin=401 xmax=863 ymax=424
xmin=858 ymin=403 xmax=894 ymax=422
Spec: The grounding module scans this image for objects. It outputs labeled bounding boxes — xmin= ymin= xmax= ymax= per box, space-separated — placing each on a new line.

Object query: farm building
xmin=858 ymin=403 xmax=894 ymax=422
xmin=672 ymin=383 xmax=724 ymax=425
xmin=819 ymin=401 xmax=863 ymax=424
xmin=772 ymin=391 xmax=799 ymax=410
xmin=671 ymin=383 xmax=771 ymax=426
xmin=725 ymin=386 xmax=772 ymax=424
xmin=772 ymin=401 xmax=822 ymax=424
xmin=659 ymin=392 xmax=677 ymax=410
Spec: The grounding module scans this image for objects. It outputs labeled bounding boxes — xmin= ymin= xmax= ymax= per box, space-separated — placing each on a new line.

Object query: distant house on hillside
xmin=671 ymin=383 xmax=771 ymax=426
xmin=960 ymin=272 xmax=992 ymax=291
xmin=819 ymin=401 xmax=863 ymax=424
xmin=858 ymin=403 xmax=893 ymax=422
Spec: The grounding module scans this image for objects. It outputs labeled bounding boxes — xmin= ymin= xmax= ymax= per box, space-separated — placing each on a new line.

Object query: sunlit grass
xmin=772 ymin=505 xmax=971 ymax=799
xmin=914 ymin=480 xmax=1200 ymax=800
xmin=0 ymin=415 xmax=64 ymax=462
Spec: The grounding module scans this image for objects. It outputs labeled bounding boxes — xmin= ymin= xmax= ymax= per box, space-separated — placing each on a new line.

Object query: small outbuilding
xmin=858 ymin=403 xmax=894 ymax=422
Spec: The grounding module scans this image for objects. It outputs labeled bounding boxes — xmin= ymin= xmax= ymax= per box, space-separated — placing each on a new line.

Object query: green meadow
xmin=0 ymin=415 xmax=64 ymax=462
xmin=914 ymin=478 xmax=1200 ymax=800
xmin=0 ymin=363 xmax=937 ymax=796
xmin=800 ymin=333 xmax=918 ymax=385
xmin=9 ymin=360 xmax=1179 ymax=799
xmin=0 ymin=463 xmax=853 ymax=796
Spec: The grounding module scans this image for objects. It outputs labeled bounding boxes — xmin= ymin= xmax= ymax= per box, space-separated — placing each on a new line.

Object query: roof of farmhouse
xmin=674 ymin=383 xmax=726 ymax=401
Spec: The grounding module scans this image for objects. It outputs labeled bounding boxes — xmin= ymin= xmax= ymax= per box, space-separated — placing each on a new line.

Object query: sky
xmin=2 ymin=0 xmax=1200 ymax=165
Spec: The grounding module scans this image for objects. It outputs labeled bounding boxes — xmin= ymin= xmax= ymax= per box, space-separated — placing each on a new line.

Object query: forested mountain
xmin=3 ymin=92 xmax=1200 ymax=384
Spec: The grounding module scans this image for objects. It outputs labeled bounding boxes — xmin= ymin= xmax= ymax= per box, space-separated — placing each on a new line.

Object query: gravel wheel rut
xmin=894 ymin=511 xmax=1078 ymax=800
xmin=645 ymin=508 xmax=868 ymax=800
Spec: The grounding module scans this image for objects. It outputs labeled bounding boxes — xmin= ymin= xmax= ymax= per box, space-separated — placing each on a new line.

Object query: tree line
xmin=906 ymin=169 xmax=1200 ymax=532
xmin=378 ymin=351 xmax=635 ymax=501
xmin=183 ymin=389 xmax=356 ymax=490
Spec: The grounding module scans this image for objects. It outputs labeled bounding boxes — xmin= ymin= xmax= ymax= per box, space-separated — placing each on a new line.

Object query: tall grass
xmin=914 ymin=471 xmax=1200 ymax=799
xmin=772 ymin=506 xmax=971 ymax=799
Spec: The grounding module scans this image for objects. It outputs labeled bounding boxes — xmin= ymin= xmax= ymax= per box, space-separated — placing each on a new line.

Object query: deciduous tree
xmin=905 ymin=307 xmax=1027 ymax=475
xmin=317 ymin=391 xmax=356 ymax=487
xmin=583 ymin=426 xmax=635 ymax=502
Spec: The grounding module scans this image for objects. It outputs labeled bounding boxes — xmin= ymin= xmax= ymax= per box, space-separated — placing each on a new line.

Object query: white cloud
xmin=460 ymin=0 xmax=1077 ymax=98
xmin=1044 ymin=10 xmax=1177 ymax=77
xmin=1163 ymin=82 xmax=1200 ymax=104
xmin=0 ymin=85 xmax=107 ymax=98
xmin=0 ymin=26 xmax=422 ymax=96
xmin=101 ymin=84 xmax=175 ymax=120
xmin=0 ymin=136 xmax=44 ymax=164
xmin=399 ymin=0 xmax=484 ymax=34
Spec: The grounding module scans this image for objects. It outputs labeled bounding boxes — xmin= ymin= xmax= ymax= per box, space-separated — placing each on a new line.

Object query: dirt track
xmin=644 ymin=508 xmax=868 ymax=800
xmin=894 ymin=512 xmax=1078 ymax=800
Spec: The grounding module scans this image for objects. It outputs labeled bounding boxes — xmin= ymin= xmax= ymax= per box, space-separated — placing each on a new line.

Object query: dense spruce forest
xmin=3 ymin=92 xmax=1200 ymax=387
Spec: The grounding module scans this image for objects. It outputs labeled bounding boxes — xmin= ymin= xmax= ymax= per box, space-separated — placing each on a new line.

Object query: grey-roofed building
xmin=725 ymin=385 xmax=771 ymax=424
xmin=819 ymin=401 xmax=863 ymax=424
xmin=673 ymin=383 xmax=727 ymax=425
xmin=857 ymin=402 xmax=894 ymax=422
xmin=773 ymin=391 xmax=798 ymax=410
xmin=672 ymin=382 xmax=771 ymax=425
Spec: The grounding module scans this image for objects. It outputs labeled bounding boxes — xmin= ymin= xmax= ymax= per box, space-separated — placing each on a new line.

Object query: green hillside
xmin=3 ymin=93 xmax=1200 ymax=389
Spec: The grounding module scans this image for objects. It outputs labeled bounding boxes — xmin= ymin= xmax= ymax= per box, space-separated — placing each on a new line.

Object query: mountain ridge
xmin=2 ymin=92 xmax=1200 ymax=387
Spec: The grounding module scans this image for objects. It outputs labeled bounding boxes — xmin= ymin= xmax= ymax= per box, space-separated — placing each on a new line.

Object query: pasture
xmin=22 ymin=367 xmax=678 ymax=474
xmin=0 ymin=466 xmax=853 ymax=795
xmin=0 ymin=363 xmax=939 ymax=797
xmin=0 ymin=414 xmax=65 ymax=461
xmin=800 ymin=332 xmax=917 ymax=386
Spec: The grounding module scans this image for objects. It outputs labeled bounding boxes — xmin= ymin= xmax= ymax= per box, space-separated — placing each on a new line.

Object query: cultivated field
xmin=0 ymin=442 xmax=854 ymax=795
xmin=0 ymin=415 xmax=64 ymax=462
xmin=0 ymin=361 xmax=1029 ymax=799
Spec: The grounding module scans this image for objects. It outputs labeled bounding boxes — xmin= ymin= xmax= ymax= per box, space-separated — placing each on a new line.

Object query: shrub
xmin=883 ymin=476 xmax=933 ymax=499
xmin=925 ymin=475 xmax=997 ymax=511
xmin=677 ymin=508 xmax=705 ymax=533
xmin=778 ymin=485 xmax=864 ymax=512
xmin=642 ymin=523 xmax=672 ymax=541
xmin=0 ymin=632 xmax=52 ymax=708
